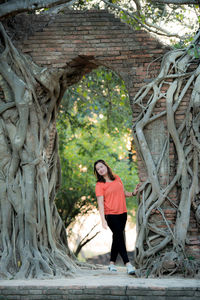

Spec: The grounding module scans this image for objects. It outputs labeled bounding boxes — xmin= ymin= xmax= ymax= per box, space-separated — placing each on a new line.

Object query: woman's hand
xmin=102 ymin=219 xmax=108 ymax=229
xmin=133 ymin=182 xmax=142 ymax=196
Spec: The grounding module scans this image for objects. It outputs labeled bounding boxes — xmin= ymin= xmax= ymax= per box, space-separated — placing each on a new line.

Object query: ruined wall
xmin=14 ymin=9 xmax=199 ymax=258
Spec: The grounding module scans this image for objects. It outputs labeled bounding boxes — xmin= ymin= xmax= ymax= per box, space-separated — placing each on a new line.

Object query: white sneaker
xmin=126 ymin=263 xmax=135 ymax=275
xmin=108 ymin=264 xmax=117 ymax=272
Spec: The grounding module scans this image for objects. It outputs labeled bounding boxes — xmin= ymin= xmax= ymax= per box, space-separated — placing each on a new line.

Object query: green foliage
xmin=145 ymin=1 xmax=167 ymax=22
xmin=56 ymin=67 xmax=139 ymax=228
xmin=72 ymin=0 xmax=199 ymax=46
xmin=60 ymin=67 xmax=132 ymax=136
xmin=187 ymin=44 xmax=200 ymax=58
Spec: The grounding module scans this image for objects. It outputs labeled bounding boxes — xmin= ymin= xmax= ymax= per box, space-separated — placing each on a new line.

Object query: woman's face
xmin=95 ymin=162 xmax=108 ymax=177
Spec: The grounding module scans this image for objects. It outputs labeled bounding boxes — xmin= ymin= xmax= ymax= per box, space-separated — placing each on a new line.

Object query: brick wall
xmin=0 ymin=278 xmax=199 ymax=300
xmin=13 ymin=9 xmax=199 ymax=258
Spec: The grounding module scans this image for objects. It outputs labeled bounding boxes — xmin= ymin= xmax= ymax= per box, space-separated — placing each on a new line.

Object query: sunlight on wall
xmin=67 ymin=209 xmax=136 ymax=260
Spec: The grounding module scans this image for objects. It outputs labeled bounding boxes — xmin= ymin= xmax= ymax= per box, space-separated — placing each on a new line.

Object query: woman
xmin=94 ymin=159 xmax=140 ymax=275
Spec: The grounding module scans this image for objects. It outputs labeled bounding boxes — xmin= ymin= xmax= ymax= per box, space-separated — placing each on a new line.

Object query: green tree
xmin=56 ymin=67 xmax=139 ymax=231
xmin=55 ymin=67 xmax=139 ymax=257
xmin=73 ymin=0 xmax=199 ymax=45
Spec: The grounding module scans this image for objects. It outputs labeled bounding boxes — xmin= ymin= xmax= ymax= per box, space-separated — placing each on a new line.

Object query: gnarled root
xmin=133 ymin=37 xmax=200 ymax=277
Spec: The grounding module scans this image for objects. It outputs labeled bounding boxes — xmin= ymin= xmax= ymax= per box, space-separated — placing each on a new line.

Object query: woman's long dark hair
xmin=94 ymin=159 xmax=116 ymax=183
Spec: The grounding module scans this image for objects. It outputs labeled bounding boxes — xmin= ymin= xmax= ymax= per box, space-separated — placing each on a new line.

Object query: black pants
xmin=105 ymin=212 xmax=129 ymax=265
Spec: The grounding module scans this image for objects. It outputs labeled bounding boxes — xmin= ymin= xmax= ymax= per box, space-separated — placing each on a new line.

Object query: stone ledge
xmin=0 ymin=267 xmax=199 ymax=300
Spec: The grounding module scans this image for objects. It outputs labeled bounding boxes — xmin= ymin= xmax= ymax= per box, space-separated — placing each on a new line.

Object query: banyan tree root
xmin=133 ymin=34 xmax=200 ymax=277
xmin=0 ymin=23 xmax=78 ymax=279
xmin=135 ymin=250 xmax=200 ymax=278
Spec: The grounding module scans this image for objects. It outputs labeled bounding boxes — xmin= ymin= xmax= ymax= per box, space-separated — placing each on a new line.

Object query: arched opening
xmin=56 ymin=64 xmax=139 ymax=264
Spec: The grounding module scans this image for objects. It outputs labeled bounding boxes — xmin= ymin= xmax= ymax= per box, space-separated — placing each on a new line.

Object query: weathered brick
xmin=20 ymin=296 xmax=46 ymax=300
xmin=2 ymin=296 xmax=21 ymax=300
xmin=43 ymin=289 xmax=68 ymax=295
xmin=84 ymin=288 xmax=111 ymax=295
xmin=165 ymin=289 xmax=196 ymax=296
xmin=1 ymin=289 xmax=22 ymax=295
xmin=166 ymin=297 xmax=199 ymax=300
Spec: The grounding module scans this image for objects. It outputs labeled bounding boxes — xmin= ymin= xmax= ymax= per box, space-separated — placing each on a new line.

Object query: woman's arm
xmin=124 ymin=191 xmax=134 ymax=197
xmin=97 ymin=195 xmax=107 ymax=229
xmin=124 ymin=183 xmax=141 ymax=197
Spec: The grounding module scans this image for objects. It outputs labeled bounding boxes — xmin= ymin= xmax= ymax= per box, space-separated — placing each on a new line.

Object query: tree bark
xmin=0 ymin=23 xmax=78 ymax=279
xmin=0 ymin=0 xmax=74 ymax=19
xmin=133 ymin=40 xmax=200 ymax=277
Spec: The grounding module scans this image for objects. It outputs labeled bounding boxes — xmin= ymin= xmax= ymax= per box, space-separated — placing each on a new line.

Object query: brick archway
xmin=20 ymin=9 xmax=168 ymax=97
xmin=17 ymin=9 xmax=199 ymax=259
xmin=19 ymin=8 xmax=169 ymax=179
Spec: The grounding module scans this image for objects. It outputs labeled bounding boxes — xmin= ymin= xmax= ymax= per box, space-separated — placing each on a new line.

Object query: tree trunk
xmin=0 ymin=23 xmax=77 ymax=279
xmin=133 ymin=37 xmax=200 ymax=277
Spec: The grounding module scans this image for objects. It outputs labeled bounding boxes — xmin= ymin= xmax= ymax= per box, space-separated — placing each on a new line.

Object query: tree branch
xmin=133 ymin=0 xmax=142 ymax=11
xmin=43 ymin=0 xmax=78 ymax=14
xmin=74 ymin=224 xmax=100 ymax=257
xmin=0 ymin=0 xmax=75 ymax=19
xmin=154 ymin=0 xmax=199 ymax=4
xmin=102 ymin=0 xmax=183 ymax=39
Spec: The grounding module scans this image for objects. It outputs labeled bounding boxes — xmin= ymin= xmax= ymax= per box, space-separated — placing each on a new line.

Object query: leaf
xmin=76 ymin=87 xmax=81 ymax=93
xmin=83 ymin=91 xmax=88 ymax=98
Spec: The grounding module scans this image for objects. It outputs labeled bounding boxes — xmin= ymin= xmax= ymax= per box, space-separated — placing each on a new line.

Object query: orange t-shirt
xmin=95 ymin=175 xmax=127 ymax=215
